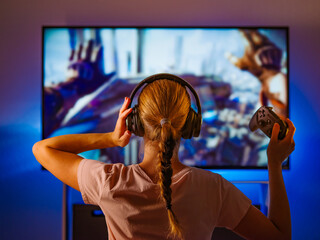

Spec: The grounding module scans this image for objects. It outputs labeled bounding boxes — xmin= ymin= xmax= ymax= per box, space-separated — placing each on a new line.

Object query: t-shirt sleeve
xmin=216 ymin=175 xmax=252 ymax=230
xmin=77 ymin=159 xmax=112 ymax=205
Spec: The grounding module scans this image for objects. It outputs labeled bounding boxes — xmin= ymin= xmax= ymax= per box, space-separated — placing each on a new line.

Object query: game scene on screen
xmin=43 ymin=27 xmax=288 ymax=168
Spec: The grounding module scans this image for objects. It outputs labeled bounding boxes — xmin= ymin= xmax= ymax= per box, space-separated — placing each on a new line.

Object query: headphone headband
xmin=128 ymin=73 xmax=202 ymax=115
xmin=126 ymin=73 xmax=202 ymax=138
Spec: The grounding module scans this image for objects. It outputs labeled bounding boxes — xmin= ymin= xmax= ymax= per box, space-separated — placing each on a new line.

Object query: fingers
xmin=115 ymin=98 xmax=132 ymax=132
xmin=120 ymin=108 xmax=133 ymax=120
xmin=119 ymin=97 xmax=131 ymax=115
xmin=284 ymin=118 xmax=296 ymax=141
xmin=69 ymin=49 xmax=75 ymax=61
xmin=118 ymin=98 xmax=132 ymax=125
xmin=92 ymin=45 xmax=102 ymax=64
xmin=84 ymin=40 xmax=94 ymax=61
xmin=77 ymin=44 xmax=83 ymax=60
xmin=270 ymin=123 xmax=280 ymax=142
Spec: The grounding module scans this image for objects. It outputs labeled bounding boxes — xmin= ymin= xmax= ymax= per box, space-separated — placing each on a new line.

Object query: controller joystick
xmin=249 ymin=106 xmax=288 ymax=140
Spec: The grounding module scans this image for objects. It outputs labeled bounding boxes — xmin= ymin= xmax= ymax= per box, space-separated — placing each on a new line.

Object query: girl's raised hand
xmin=111 ymin=97 xmax=133 ymax=147
xmin=267 ymin=118 xmax=296 ymax=167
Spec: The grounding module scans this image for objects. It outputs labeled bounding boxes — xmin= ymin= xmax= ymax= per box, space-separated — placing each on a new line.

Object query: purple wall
xmin=1 ymin=0 xmax=319 ymax=239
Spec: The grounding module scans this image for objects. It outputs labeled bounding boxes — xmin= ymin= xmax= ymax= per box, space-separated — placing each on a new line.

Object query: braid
xmin=138 ymin=79 xmax=191 ymax=239
xmin=157 ymin=122 xmax=183 ymax=239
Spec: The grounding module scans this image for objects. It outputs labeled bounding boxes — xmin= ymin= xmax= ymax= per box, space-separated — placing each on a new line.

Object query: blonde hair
xmin=138 ymin=79 xmax=191 ymax=239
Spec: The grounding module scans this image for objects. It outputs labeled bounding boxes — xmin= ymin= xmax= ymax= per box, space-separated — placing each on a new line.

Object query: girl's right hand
xmin=267 ymin=118 xmax=296 ymax=167
xmin=111 ymin=97 xmax=133 ymax=147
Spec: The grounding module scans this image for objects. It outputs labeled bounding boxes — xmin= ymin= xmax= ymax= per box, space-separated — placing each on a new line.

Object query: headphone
xmin=126 ymin=73 xmax=202 ymax=139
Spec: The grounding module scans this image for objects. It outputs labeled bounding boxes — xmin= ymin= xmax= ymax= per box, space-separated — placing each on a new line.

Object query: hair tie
xmin=160 ymin=118 xmax=171 ymax=127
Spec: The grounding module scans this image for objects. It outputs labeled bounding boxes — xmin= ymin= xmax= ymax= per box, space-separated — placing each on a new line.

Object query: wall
xmin=0 ymin=0 xmax=319 ymax=239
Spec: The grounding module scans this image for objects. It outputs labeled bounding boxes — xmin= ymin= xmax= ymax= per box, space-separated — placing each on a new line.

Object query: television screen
xmin=43 ymin=27 xmax=289 ymax=169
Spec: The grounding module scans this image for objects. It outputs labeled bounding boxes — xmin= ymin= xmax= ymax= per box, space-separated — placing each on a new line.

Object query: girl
xmin=33 ymin=75 xmax=295 ymax=240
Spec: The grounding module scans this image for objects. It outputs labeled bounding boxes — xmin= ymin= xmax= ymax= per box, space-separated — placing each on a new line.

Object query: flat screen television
xmin=42 ymin=26 xmax=289 ymax=169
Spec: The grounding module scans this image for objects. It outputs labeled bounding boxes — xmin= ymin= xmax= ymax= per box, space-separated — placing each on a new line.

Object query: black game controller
xmin=249 ymin=106 xmax=288 ymax=140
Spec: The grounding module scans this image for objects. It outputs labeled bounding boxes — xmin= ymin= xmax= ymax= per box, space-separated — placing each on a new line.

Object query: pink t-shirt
xmin=77 ymin=159 xmax=251 ymax=240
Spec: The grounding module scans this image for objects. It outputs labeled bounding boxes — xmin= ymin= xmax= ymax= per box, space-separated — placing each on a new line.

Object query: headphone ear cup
xmin=182 ymin=109 xmax=196 ymax=139
xmin=182 ymin=109 xmax=202 ymax=139
xmin=193 ymin=114 xmax=202 ymax=137
xmin=127 ymin=105 xmax=144 ymax=137
xmin=126 ymin=107 xmax=134 ymax=133
xmin=134 ymin=107 xmax=144 ymax=137
xmin=126 ymin=112 xmax=133 ymax=133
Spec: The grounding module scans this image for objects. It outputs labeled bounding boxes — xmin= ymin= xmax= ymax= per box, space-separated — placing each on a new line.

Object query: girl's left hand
xmin=111 ymin=97 xmax=133 ymax=147
xmin=267 ymin=118 xmax=296 ymax=167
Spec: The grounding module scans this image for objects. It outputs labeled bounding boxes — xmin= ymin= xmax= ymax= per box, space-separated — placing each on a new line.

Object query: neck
xmin=138 ymin=138 xmax=187 ymax=182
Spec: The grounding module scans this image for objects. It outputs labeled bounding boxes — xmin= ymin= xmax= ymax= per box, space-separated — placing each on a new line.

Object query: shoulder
xmin=80 ymin=159 xmax=125 ymax=172
xmin=188 ymin=167 xmax=224 ymax=186
xmin=78 ymin=160 xmax=137 ymax=190
xmin=190 ymin=167 xmax=222 ymax=179
xmin=78 ymin=159 xmax=129 ymax=181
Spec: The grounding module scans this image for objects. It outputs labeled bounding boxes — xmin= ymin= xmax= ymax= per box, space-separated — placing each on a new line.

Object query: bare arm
xmin=32 ymin=97 xmax=132 ymax=191
xmin=267 ymin=163 xmax=291 ymax=237
xmin=234 ymin=118 xmax=295 ymax=240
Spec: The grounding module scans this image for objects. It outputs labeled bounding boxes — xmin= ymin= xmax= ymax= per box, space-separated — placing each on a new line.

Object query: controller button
xmin=258 ymin=120 xmax=266 ymax=127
